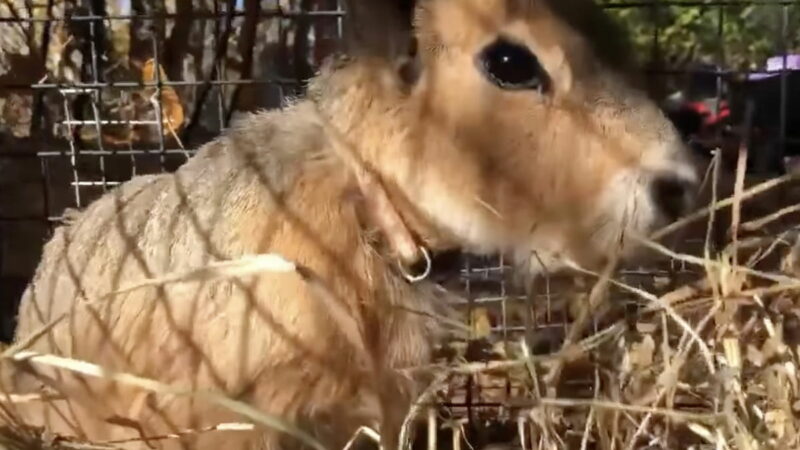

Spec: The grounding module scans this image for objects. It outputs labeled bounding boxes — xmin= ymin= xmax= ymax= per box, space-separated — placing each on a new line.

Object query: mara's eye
xmin=477 ymin=37 xmax=549 ymax=91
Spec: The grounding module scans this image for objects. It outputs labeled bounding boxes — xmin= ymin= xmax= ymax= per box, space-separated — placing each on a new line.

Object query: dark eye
xmin=477 ymin=37 xmax=549 ymax=91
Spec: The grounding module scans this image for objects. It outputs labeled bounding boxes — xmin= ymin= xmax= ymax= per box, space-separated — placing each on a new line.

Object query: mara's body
xmin=8 ymin=1 xmax=699 ymax=449
xmin=10 ymin=94 xmax=442 ymax=450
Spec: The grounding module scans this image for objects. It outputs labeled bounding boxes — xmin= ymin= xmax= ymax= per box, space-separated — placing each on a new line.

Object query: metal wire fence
xmin=0 ymin=2 xmax=798 ymax=444
xmin=0 ymin=0 xmax=350 ymax=340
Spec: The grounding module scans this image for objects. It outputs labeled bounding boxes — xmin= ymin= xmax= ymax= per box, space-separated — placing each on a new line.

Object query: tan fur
xmin=8 ymin=1 xmax=697 ymax=449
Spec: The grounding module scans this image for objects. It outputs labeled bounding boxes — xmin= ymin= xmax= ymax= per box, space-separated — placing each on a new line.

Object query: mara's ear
xmin=342 ymin=0 xmax=417 ymax=60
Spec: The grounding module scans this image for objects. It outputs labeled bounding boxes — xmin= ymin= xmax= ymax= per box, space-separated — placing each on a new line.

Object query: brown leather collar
xmin=313 ymin=108 xmax=439 ymax=283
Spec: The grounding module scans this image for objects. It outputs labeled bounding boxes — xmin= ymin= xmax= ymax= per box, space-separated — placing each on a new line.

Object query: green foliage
xmin=600 ymin=1 xmax=798 ymax=71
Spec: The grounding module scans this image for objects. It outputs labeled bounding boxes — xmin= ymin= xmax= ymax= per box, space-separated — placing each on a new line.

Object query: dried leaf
xmin=723 ymin=337 xmax=742 ymax=371
xmin=629 ymin=334 xmax=655 ymax=370
xmin=470 ymin=307 xmax=493 ymax=340
xmin=765 ymin=409 xmax=792 ymax=440
xmin=636 ymin=321 xmax=657 ymax=334
xmin=686 ymin=422 xmax=715 ymax=444
xmin=142 ymin=58 xmax=185 ymax=134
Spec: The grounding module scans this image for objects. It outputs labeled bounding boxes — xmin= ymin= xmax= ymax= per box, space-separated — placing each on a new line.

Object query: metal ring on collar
xmin=399 ymin=246 xmax=432 ymax=283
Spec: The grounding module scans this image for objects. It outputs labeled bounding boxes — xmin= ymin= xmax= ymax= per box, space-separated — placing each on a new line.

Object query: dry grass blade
xmin=651 ymin=172 xmax=800 ymax=240
xmin=521 ymin=338 xmax=542 ymax=401
xmin=0 ymin=393 xmax=64 ymax=404
xmin=579 ymin=408 xmax=595 ymax=450
xmin=103 ymin=253 xmax=297 ymax=298
xmin=4 ymin=253 xmax=300 ymax=356
xmin=741 ymin=203 xmax=800 ymax=232
xmin=730 ymin=129 xmax=749 ymax=265
xmin=704 ymin=150 xmax=721 ymax=261
xmin=633 ymin=234 xmax=799 ymax=284
xmin=537 ymin=398 xmax=722 ymax=423
xmin=398 ymin=371 xmax=449 ymax=450
xmin=100 ymin=423 xmax=256 ymax=445
xmin=341 ymin=426 xmax=381 ymax=450
xmin=4 ymin=351 xmax=327 ymax=450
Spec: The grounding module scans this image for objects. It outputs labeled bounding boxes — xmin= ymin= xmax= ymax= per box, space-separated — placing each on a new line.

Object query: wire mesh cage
xmin=1 ymin=1 xmax=800 ymax=449
xmin=0 ymin=0 xmax=349 ymax=341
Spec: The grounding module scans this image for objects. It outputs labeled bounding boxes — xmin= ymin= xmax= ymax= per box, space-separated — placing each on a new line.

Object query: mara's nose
xmin=651 ymin=173 xmax=697 ymax=222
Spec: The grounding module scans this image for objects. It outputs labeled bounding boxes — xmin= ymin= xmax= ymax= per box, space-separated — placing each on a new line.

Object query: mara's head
xmin=324 ymin=0 xmax=700 ymax=273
